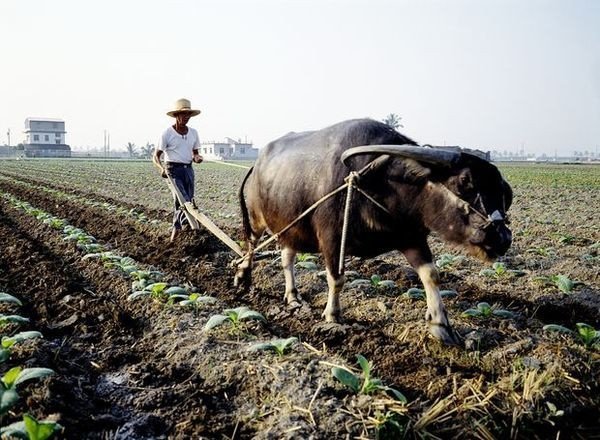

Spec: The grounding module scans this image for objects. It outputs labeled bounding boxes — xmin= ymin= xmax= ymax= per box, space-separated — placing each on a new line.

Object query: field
xmin=0 ymin=158 xmax=598 ymax=439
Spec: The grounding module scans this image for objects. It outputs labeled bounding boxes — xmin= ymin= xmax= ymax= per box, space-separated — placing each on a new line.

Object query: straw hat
xmin=166 ymin=98 xmax=201 ymax=117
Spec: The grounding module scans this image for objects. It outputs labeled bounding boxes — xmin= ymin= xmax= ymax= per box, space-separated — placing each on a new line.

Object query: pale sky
xmin=1 ymin=0 xmax=599 ymax=155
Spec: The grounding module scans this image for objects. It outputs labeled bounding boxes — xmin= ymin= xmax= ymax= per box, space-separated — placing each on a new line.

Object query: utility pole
xmin=103 ymin=129 xmax=110 ymax=158
xmin=6 ymin=129 xmax=10 ymax=147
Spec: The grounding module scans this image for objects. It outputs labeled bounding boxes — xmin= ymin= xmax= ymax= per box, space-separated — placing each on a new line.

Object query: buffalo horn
xmin=341 ymin=144 xmax=461 ymax=167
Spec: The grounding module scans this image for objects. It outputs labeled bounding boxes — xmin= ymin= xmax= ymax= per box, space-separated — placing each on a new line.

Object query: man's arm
xmin=192 ymin=148 xmax=203 ymax=163
xmin=192 ymin=131 xmax=203 ymax=163
xmin=152 ymin=149 xmax=167 ymax=177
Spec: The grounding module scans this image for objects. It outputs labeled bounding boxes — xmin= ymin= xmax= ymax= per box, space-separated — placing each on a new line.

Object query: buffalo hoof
xmin=321 ymin=310 xmax=341 ymax=323
xmin=233 ymin=271 xmax=251 ymax=290
xmin=284 ymin=288 xmax=299 ymax=305
xmin=428 ymin=322 xmax=463 ymax=347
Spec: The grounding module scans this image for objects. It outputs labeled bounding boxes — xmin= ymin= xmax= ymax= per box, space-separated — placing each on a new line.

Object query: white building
xmin=23 ymin=117 xmax=71 ymax=157
xmin=200 ymin=137 xmax=258 ymax=161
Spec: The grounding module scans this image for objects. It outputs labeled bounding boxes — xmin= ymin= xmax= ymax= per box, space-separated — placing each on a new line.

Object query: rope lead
xmin=338 ymin=172 xmax=358 ymax=274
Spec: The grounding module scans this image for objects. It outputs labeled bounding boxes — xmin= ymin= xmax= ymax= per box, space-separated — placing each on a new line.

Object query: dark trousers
xmin=167 ymin=164 xmax=195 ymax=230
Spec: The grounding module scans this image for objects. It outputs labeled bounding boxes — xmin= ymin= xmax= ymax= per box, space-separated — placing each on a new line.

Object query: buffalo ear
xmin=387 ymin=158 xmax=431 ymax=183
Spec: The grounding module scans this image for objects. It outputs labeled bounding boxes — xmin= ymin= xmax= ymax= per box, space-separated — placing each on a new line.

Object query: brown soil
xmin=0 ymin=174 xmax=599 ymax=439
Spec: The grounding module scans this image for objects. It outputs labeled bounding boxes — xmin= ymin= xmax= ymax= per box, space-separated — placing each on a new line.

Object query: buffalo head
xmin=434 ymin=155 xmax=513 ymax=260
xmin=341 ymin=145 xmax=513 ymax=261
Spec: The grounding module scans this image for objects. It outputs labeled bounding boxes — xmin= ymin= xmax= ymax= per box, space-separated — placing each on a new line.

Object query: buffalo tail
xmin=239 ymin=166 xmax=254 ymax=241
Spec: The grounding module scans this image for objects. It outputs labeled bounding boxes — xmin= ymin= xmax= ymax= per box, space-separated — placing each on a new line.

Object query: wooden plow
xmin=164 ymin=174 xmax=244 ymax=257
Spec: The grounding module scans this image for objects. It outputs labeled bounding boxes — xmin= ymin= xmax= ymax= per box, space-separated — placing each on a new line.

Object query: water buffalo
xmin=234 ymin=119 xmax=512 ymax=345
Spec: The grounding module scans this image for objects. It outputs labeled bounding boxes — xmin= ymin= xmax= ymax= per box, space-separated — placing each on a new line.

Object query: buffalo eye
xmin=457 ymin=169 xmax=474 ymax=195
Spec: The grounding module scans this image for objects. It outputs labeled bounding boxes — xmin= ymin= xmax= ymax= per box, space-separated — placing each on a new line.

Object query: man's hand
xmin=193 ymin=153 xmax=203 ymax=164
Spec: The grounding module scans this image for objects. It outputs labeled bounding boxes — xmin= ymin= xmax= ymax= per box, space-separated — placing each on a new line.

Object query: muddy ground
xmin=0 ymin=167 xmax=599 ymax=439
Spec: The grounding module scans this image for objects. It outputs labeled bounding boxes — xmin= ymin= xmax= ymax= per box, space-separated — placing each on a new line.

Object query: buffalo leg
xmin=281 ymin=247 xmax=299 ymax=304
xmin=404 ymin=248 xmax=462 ymax=346
xmin=322 ymin=267 xmax=344 ymax=322
xmin=318 ymin=234 xmax=345 ymax=322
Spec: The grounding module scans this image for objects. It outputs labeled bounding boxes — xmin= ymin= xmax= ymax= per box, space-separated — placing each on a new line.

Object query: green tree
xmin=140 ymin=142 xmax=154 ymax=159
xmin=382 ymin=113 xmax=403 ymax=130
xmin=126 ymin=142 xmax=137 ymax=158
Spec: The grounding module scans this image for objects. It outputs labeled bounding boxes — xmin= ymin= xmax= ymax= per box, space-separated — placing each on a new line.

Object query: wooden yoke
xmin=164 ymin=175 xmax=244 ymax=257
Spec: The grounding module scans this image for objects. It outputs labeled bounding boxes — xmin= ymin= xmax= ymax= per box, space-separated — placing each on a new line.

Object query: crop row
xmin=0 ymin=189 xmax=417 ymax=437
xmin=0 ymin=161 xmax=244 ymax=221
xmin=0 ymin=174 xmax=164 ymax=228
xmin=0 ymin=290 xmax=61 ymax=439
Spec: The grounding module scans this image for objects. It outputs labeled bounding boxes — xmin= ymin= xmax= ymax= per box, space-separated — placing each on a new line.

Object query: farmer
xmin=152 ymin=98 xmax=204 ymax=241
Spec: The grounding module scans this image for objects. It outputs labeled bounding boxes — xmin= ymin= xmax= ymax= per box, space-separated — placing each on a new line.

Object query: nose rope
xmin=469 ymin=193 xmax=492 ymax=224
xmin=467 ymin=197 xmax=508 ymax=228
xmin=437 ymin=184 xmax=506 ymax=228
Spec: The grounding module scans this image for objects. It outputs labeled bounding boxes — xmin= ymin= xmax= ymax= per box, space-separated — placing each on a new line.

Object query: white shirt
xmin=158 ymin=126 xmax=200 ymax=164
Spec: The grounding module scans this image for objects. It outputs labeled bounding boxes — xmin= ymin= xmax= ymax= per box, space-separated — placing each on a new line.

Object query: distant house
xmin=200 ymin=137 xmax=258 ymax=161
xmin=23 ymin=117 xmax=71 ymax=158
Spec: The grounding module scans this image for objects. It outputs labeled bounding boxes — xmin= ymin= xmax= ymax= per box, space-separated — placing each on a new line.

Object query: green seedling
xmin=0 ymin=331 xmax=43 ymax=363
xmin=581 ymin=253 xmax=599 ymax=264
xmin=317 ymin=270 xmax=360 ymax=280
xmin=543 ymin=323 xmax=600 ymax=348
xmin=462 ymin=302 xmax=515 ymax=319
xmin=349 ymin=275 xmax=396 ymax=290
xmin=479 ymin=262 xmax=526 ymax=278
xmin=402 ymin=288 xmax=457 ymax=300
xmin=373 ymin=410 xmax=408 ymax=439
xmin=435 ymin=253 xmax=464 ymax=271
xmin=534 ymin=274 xmax=580 ymax=293
xmin=130 ymin=269 xmax=164 ymax=290
xmin=0 ymin=413 xmax=63 ymax=440
xmin=440 ymin=289 xmax=458 ymax=299
xmin=545 ymin=402 xmax=565 ymax=423
xmin=296 ymin=253 xmax=317 ymax=262
xmin=526 ymin=246 xmax=556 ymax=257
xmin=169 ymin=292 xmax=217 ymax=310
xmin=82 ymin=251 xmax=120 ymax=263
xmin=556 ymin=233 xmax=576 ymax=245
xmin=79 ymin=243 xmax=106 ymax=253
xmin=0 ymin=367 xmax=54 ymax=414
xmin=576 ymin=323 xmax=600 ymax=347
xmin=249 ymin=337 xmax=298 ymax=357
xmin=296 ymin=253 xmax=319 ymax=270
xmin=105 ymin=256 xmax=138 ymax=275
xmin=63 ymin=230 xmax=95 ymax=246
xmin=0 ymin=314 xmax=30 ymax=329
xmin=403 ymin=287 xmax=425 ymax=300
xmin=42 ymin=216 xmax=66 ymax=230
xmin=0 ymin=292 xmax=22 ymax=306
xmin=369 ymin=275 xmax=396 ymax=289
xmin=204 ymin=306 xmax=266 ymax=333
xmin=63 ymin=225 xmax=81 ymax=234
xmin=332 ymin=355 xmax=407 ymax=403
xmin=128 ymin=282 xmax=169 ymax=301
xmin=29 ymin=209 xmax=46 ymax=218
